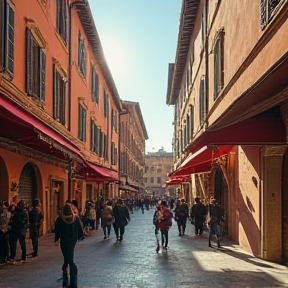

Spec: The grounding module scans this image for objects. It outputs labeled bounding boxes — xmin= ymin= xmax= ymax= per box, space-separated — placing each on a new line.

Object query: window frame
xmin=78 ymin=104 xmax=86 ymax=142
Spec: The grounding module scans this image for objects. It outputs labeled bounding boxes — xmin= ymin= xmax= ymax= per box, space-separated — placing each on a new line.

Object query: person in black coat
xmin=28 ymin=198 xmax=44 ymax=258
xmin=112 ymin=198 xmax=130 ymax=242
xmin=191 ymin=197 xmax=207 ymax=236
xmin=9 ymin=199 xmax=29 ymax=263
xmin=54 ymin=203 xmax=84 ymax=288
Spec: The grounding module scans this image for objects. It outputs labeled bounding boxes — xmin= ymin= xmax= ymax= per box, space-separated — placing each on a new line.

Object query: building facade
xmin=119 ymin=101 xmax=148 ymax=199
xmin=144 ymin=149 xmax=174 ymax=198
xmin=167 ymin=0 xmax=288 ymax=263
xmin=0 ymin=0 xmax=122 ymax=234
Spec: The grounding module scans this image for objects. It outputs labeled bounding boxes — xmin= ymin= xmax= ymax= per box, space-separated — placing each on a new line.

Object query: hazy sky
xmin=89 ymin=0 xmax=182 ymax=153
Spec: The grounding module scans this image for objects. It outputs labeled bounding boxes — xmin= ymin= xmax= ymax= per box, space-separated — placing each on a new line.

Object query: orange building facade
xmin=0 ymin=0 xmax=122 ymax=234
xmin=167 ymin=0 xmax=288 ymax=263
xmin=119 ymin=101 xmax=148 ymax=199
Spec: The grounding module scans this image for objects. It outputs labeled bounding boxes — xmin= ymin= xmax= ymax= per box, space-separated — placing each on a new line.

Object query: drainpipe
xmin=68 ymin=0 xmax=85 ymax=200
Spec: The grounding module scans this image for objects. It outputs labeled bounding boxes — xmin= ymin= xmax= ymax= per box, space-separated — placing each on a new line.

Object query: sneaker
xmin=21 ymin=259 xmax=26 ymax=263
xmin=107 ymin=235 xmax=110 ymax=239
xmin=8 ymin=258 xmax=15 ymax=264
xmin=104 ymin=236 xmax=107 ymax=240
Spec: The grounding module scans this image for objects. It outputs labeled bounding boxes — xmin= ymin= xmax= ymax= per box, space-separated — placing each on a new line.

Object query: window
xmin=53 ymin=64 xmax=66 ymax=124
xmin=261 ymin=0 xmax=283 ymax=29
xmin=0 ymin=0 xmax=14 ymax=77
xmin=144 ymin=177 xmax=147 ymax=183
xmin=189 ymin=105 xmax=194 ymax=139
xmin=157 ymin=177 xmax=161 ymax=184
xmin=111 ymin=109 xmax=117 ymax=132
xmin=103 ymin=133 xmax=108 ymax=160
xmin=91 ymin=64 xmax=99 ymax=103
xmin=150 ymin=177 xmax=154 ymax=183
xmin=157 ymin=168 xmax=162 ymax=173
xmin=78 ymin=31 xmax=86 ymax=77
xmin=78 ymin=104 xmax=86 ymax=142
xmin=56 ymin=0 xmax=67 ymax=42
xmin=90 ymin=119 xmax=98 ymax=153
xmin=213 ymin=30 xmax=224 ymax=100
xmin=199 ymin=78 xmax=206 ymax=123
xmin=111 ymin=142 xmax=117 ymax=165
xmin=150 ymin=166 xmax=155 ymax=171
xmin=104 ymin=90 xmax=109 ymax=118
xmin=26 ymin=28 xmax=46 ymax=101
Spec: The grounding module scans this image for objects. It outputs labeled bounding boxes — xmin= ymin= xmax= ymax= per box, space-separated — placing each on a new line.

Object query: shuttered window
xmin=91 ymin=64 xmax=99 ymax=103
xmin=26 ymin=28 xmax=46 ymax=101
xmin=199 ymin=78 xmax=206 ymax=123
xmin=0 ymin=0 xmax=14 ymax=78
xmin=53 ymin=65 xmax=65 ymax=124
xmin=56 ymin=0 xmax=67 ymax=43
xmin=90 ymin=119 xmax=97 ymax=153
xmin=213 ymin=31 xmax=224 ymax=100
xmin=78 ymin=31 xmax=86 ymax=77
xmin=104 ymin=90 xmax=109 ymax=118
xmin=189 ymin=105 xmax=194 ymax=139
xmin=78 ymin=104 xmax=86 ymax=142
xmin=261 ymin=0 xmax=283 ymax=29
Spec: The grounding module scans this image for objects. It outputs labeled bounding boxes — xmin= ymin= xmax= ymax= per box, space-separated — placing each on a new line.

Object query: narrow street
xmin=0 ymin=208 xmax=287 ymax=288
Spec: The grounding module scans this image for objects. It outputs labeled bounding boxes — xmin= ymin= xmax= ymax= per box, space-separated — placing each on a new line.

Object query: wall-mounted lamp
xmin=10 ymin=181 xmax=19 ymax=191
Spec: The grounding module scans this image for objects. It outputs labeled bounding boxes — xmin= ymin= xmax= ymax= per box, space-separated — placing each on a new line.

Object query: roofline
xmin=73 ymin=0 xmax=122 ymax=111
xmin=121 ymin=100 xmax=149 ymax=140
xmin=168 ymin=0 xmax=200 ymax=104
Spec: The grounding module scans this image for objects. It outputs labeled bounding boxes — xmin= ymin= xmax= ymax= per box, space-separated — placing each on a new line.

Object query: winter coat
xmin=157 ymin=208 xmax=173 ymax=230
xmin=101 ymin=205 xmax=113 ymax=227
xmin=10 ymin=206 xmax=29 ymax=236
xmin=29 ymin=208 xmax=44 ymax=238
xmin=113 ymin=204 xmax=130 ymax=227
xmin=54 ymin=205 xmax=84 ymax=245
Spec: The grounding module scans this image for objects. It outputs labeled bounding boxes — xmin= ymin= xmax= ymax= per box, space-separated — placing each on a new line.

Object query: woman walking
xmin=101 ymin=201 xmax=113 ymax=239
xmin=157 ymin=201 xmax=173 ymax=251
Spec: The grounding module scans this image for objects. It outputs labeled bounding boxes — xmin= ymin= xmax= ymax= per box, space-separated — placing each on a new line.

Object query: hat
xmin=62 ymin=203 xmax=76 ymax=224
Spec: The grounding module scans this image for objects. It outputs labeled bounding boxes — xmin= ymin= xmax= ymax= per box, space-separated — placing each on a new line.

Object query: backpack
xmin=101 ymin=207 xmax=113 ymax=222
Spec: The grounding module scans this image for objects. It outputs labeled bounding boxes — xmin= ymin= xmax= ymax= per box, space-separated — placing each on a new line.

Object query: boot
xmin=62 ymin=270 xmax=69 ymax=288
xmin=69 ymin=263 xmax=78 ymax=288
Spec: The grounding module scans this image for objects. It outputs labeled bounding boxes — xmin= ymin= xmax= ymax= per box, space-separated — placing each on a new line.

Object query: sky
xmin=89 ymin=0 xmax=182 ymax=153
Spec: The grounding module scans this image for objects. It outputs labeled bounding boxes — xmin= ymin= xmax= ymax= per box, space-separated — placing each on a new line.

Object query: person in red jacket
xmin=157 ymin=200 xmax=173 ymax=251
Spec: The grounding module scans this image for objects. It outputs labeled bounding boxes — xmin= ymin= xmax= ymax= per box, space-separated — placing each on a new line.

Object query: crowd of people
xmin=0 ymin=194 xmax=225 ymax=288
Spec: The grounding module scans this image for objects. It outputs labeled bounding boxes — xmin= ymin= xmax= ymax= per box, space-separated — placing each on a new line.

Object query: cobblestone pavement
xmin=0 ymin=208 xmax=287 ymax=288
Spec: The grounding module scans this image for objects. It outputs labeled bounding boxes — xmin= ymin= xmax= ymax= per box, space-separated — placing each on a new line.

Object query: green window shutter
xmin=39 ymin=49 xmax=46 ymax=102
xmin=96 ymin=126 xmax=101 ymax=155
xmin=53 ymin=66 xmax=59 ymax=120
xmin=83 ymin=108 xmax=87 ymax=142
xmin=260 ymin=0 xmax=267 ymax=29
xmin=90 ymin=119 xmax=94 ymax=152
xmin=5 ymin=2 xmax=14 ymax=77
xmin=78 ymin=104 xmax=82 ymax=140
xmin=26 ymin=28 xmax=33 ymax=95
xmin=0 ymin=0 xmax=4 ymax=71
xmin=60 ymin=80 xmax=66 ymax=124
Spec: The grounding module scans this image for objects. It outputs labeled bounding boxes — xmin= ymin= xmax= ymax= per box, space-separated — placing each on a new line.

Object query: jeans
xmin=31 ymin=235 xmax=39 ymax=256
xmin=10 ymin=232 xmax=27 ymax=261
xmin=209 ymin=223 xmax=222 ymax=244
xmin=102 ymin=224 xmax=111 ymax=237
xmin=113 ymin=224 xmax=125 ymax=238
xmin=160 ymin=229 xmax=169 ymax=248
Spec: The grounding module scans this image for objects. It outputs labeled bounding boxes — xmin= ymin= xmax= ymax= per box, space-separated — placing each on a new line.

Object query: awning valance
xmin=173 ymin=146 xmax=234 ymax=176
xmin=189 ymin=108 xmax=285 ymax=154
xmin=0 ymin=95 xmax=81 ymax=160
xmin=166 ymin=175 xmax=191 ymax=186
xmin=84 ymin=161 xmax=119 ymax=182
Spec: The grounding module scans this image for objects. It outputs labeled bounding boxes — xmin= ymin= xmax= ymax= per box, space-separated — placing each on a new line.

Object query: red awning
xmin=85 ymin=161 xmax=119 ymax=182
xmin=0 ymin=96 xmax=81 ymax=159
xmin=189 ymin=108 xmax=285 ymax=154
xmin=166 ymin=175 xmax=190 ymax=186
xmin=173 ymin=145 xmax=234 ymax=176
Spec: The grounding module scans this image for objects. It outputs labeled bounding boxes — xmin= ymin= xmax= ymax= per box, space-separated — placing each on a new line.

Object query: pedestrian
xmin=54 ymin=202 xmax=84 ymax=288
xmin=8 ymin=198 xmax=29 ymax=263
xmin=153 ymin=202 xmax=162 ymax=253
xmin=208 ymin=199 xmax=225 ymax=248
xmin=0 ymin=200 xmax=11 ymax=263
xmin=191 ymin=197 xmax=207 ymax=236
xmin=112 ymin=198 xmax=130 ymax=242
xmin=157 ymin=200 xmax=173 ymax=251
xmin=28 ymin=198 xmax=44 ymax=258
xmin=101 ymin=201 xmax=113 ymax=240
xmin=175 ymin=198 xmax=189 ymax=236
xmin=84 ymin=201 xmax=96 ymax=231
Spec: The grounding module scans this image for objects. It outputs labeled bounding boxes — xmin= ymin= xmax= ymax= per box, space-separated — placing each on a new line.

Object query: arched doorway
xmin=19 ymin=162 xmax=38 ymax=206
xmin=214 ymin=167 xmax=229 ymax=235
xmin=282 ymin=147 xmax=288 ymax=261
xmin=0 ymin=156 xmax=9 ymax=201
